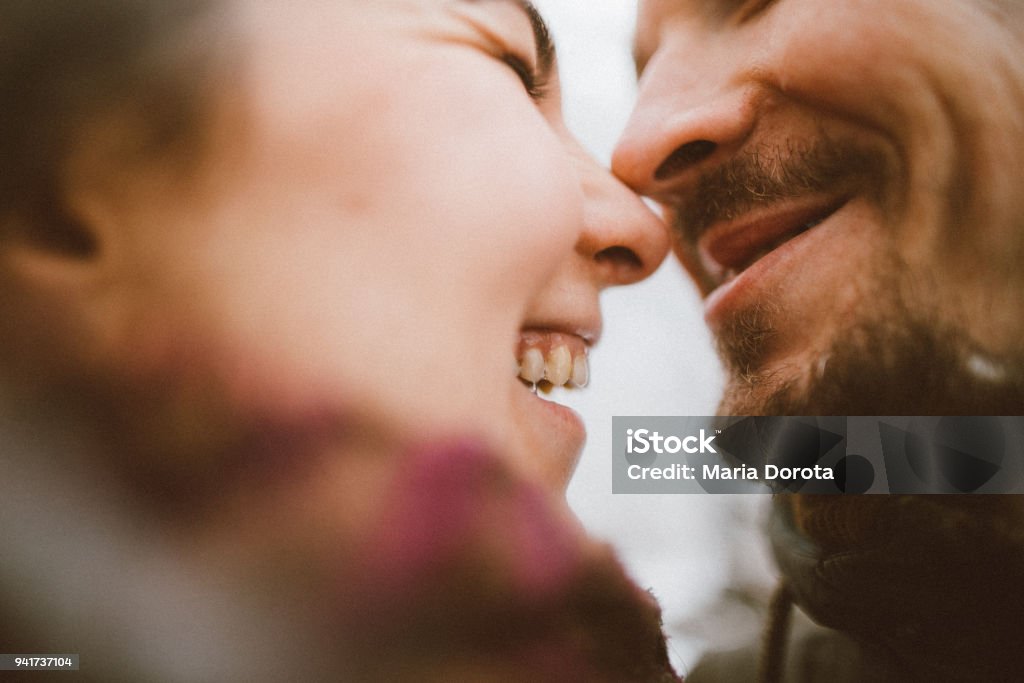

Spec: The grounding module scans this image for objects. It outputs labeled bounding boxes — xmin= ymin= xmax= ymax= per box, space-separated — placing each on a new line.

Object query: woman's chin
xmin=332 ymin=439 xmax=680 ymax=682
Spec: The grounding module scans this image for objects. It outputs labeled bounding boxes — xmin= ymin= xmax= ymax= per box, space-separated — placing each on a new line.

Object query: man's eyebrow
xmin=478 ymin=0 xmax=557 ymax=74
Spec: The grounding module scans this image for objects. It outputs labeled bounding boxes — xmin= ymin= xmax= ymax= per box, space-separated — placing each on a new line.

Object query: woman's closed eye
xmin=454 ymin=0 xmax=556 ymax=102
xmin=501 ymin=50 xmax=549 ymax=100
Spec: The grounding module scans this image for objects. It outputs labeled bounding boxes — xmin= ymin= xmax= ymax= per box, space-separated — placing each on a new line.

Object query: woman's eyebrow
xmin=476 ymin=0 xmax=557 ymax=73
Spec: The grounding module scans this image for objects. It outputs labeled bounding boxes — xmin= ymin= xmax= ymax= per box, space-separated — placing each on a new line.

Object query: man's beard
xmin=714 ymin=261 xmax=1024 ymax=415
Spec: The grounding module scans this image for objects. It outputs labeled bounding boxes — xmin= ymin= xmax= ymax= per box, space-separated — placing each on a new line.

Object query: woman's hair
xmin=0 ymin=0 xmax=229 ymax=256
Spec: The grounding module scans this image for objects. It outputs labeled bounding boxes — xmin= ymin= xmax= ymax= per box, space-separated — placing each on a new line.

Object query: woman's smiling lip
xmin=512 ymin=322 xmax=599 ymax=452
xmin=700 ymin=196 xmax=851 ymax=332
xmin=513 ymin=374 xmax=587 ymax=457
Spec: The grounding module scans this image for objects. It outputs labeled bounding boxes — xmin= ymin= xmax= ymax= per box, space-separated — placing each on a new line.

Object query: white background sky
xmin=530 ymin=1 xmax=775 ymax=671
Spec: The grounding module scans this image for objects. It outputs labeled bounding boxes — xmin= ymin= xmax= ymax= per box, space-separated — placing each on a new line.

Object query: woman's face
xmin=58 ymin=0 xmax=666 ymax=506
xmin=1 ymin=3 xmax=676 ymax=675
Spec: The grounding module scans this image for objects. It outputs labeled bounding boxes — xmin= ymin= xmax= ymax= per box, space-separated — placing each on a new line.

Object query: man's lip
xmin=701 ymin=198 xmax=853 ymax=331
xmin=697 ymin=195 xmax=849 ymax=282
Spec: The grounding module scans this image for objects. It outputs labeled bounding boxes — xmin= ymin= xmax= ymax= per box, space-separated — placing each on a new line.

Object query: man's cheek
xmin=773 ymin=8 xmax=926 ymax=136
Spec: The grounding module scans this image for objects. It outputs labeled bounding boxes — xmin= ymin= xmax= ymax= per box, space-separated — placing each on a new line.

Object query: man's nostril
xmin=654 ymin=140 xmax=717 ymax=181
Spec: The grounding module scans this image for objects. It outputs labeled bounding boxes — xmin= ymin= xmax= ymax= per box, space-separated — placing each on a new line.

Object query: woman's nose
xmin=575 ymin=151 xmax=670 ymax=288
xmin=611 ymin=51 xmax=758 ymax=200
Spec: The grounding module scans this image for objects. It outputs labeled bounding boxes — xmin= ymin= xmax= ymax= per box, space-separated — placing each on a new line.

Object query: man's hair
xmin=0 ymin=0 xmax=227 ymax=256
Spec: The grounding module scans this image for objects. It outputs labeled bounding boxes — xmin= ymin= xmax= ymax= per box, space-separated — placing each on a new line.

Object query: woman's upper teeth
xmin=571 ymin=354 xmax=589 ymax=387
xmin=516 ymin=332 xmax=589 ymax=388
xmin=545 ymin=345 xmax=572 ymax=386
xmin=520 ymin=348 xmax=546 ymax=383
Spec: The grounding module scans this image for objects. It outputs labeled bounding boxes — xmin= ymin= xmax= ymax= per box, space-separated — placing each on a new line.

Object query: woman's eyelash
xmin=501 ymin=52 xmax=548 ymax=100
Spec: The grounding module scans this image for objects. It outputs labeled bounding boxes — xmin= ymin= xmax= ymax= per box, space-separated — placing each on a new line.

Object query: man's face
xmin=614 ymin=0 xmax=1024 ymax=413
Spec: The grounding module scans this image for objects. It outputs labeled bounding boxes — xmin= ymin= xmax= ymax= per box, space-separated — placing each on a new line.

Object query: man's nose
xmin=612 ymin=54 xmax=758 ymax=199
xmin=575 ymin=151 xmax=670 ymax=288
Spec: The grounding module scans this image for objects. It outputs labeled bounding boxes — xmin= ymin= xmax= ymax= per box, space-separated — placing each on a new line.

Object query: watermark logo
xmin=612 ymin=416 xmax=1024 ymax=494
xmin=626 ymin=428 xmax=716 ymax=455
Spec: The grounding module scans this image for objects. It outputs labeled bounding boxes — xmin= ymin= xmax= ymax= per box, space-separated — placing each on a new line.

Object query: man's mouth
xmin=697 ymin=195 xmax=849 ymax=290
xmin=515 ymin=330 xmax=589 ymax=392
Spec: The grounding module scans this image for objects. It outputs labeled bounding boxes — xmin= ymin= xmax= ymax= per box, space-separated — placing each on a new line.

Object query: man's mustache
xmin=673 ymin=138 xmax=888 ymax=246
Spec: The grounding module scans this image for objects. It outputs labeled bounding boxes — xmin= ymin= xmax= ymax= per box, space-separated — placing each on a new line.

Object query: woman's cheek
xmin=504 ymin=146 xmax=585 ymax=289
